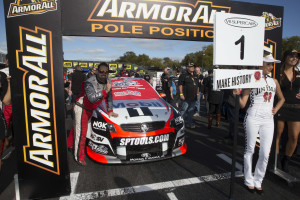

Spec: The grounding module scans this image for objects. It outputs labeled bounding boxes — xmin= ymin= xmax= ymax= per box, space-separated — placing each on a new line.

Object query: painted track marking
xmin=59 ymin=171 xmax=243 ymax=199
xmin=217 ymin=153 xmax=243 ymax=171
xmin=60 ymin=172 xmax=80 ymax=200
xmin=167 ymin=192 xmax=179 ymax=200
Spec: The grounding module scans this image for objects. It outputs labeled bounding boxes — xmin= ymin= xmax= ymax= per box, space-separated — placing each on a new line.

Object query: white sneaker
xmin=193 ymin=113 xmax=200 ymax=117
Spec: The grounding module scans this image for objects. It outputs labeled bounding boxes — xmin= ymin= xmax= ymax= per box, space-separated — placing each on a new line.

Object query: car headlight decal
xmin=107 ymin=123 xmax=117 ymax=133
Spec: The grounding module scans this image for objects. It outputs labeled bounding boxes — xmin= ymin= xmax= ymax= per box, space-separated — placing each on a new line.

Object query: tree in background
xmin=116 ymin=51 xmax=137 ymax=63
xmin=282 ymin=36 xmax=300 ymax=58
xmin=150 ymin=58 xmax=164 ymax=69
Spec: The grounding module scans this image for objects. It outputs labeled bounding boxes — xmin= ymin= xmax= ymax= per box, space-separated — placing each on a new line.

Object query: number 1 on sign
xmin=235 ymin=35 xmax=245 ymax=60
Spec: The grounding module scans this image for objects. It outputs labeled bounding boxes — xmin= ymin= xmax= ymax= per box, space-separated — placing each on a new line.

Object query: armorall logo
xmin=17 ymin=26 xmax=60 ymax=174
xmin=88 ymin=0 xmax=231 ymax=26
xmin=8 ymin=0 xmax=57 ymax=18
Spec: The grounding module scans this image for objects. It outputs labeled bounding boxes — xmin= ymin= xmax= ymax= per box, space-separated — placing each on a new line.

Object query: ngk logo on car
xmin=93 ymin=121 xmax=107 ymax=131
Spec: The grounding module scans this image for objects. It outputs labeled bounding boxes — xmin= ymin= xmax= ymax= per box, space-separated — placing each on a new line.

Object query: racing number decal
xmin=126 ymin=107 xmax=153 ymax=117
xmin=235 ymin=35 xmax=245 ymax=60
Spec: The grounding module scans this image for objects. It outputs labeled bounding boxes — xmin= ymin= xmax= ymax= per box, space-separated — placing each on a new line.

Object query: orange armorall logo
xmin=16 ymin=26 xmax=60 ymax=175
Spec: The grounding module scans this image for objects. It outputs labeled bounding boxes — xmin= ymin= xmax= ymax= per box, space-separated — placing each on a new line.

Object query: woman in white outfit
xmin=238 ymin=54 xmax=285 ymax=195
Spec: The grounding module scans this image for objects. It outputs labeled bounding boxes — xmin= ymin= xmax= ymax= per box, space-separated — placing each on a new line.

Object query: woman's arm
xmin=2 ymin=76 xmax=11 ymax=105
xmin=239 ymin=89 xmax=250 ymax=109
xmin=273 ymin=79 xmax=285 ymax=115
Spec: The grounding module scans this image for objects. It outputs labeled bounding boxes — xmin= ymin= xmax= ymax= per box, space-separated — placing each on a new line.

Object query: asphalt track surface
xmin=1 ymin=103 xmax=300 ymax=200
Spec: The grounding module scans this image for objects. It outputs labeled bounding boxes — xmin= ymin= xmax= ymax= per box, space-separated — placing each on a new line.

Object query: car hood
xmin=107 ymin=99 xmax=171 ymax=124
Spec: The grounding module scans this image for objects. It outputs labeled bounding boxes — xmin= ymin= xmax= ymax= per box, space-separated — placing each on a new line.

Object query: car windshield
xmin=111 ymin=78 xmax=160 ymax=100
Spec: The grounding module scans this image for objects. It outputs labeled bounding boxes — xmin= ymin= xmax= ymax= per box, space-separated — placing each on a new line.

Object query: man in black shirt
xmin=69 ymin=65 xmax=87 ymax=103
xmin=206 ymin=69 xmax=223 ymax=129
xmin=117 ymin=64 xmax=130 ymax=77
xmin=135 ymin=71 xmax=142 ymax=78
xmin=162 ymin=73 xmax=172 ymax=103
xmin=178 ymin=63 xmax=199 ymax=129
xmin=194 ymin=67 xmax=204 ymax=117
xmin=144 ymin=72 xmax=151 ymax=82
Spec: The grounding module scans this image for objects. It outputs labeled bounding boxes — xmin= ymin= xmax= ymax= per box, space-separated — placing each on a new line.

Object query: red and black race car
xmin=86 ymin=77 xmax=186 ymax=163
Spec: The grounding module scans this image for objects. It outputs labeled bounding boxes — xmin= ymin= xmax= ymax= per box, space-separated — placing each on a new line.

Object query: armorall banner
xmin=62 ymin=0 xmax=283 ymax=77
xmin=3 ymin=0 xmax=70 ymax=199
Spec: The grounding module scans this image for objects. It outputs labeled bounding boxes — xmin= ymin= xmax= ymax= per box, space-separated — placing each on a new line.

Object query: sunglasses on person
xmin=99 ymin=70 xmax=109 ymax=74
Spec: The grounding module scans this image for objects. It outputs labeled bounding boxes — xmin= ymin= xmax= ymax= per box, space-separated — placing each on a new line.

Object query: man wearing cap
xmin=117 ymin=64 xmax=130 ymax=77
xmin=178 ymin=63 xmax=199 ymax=129
xmin=161 ymin=67 xmax=170 ymax=82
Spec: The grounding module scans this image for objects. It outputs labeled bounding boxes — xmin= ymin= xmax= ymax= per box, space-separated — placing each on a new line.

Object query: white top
xmin=247 ymin=76 xmax=276 ymax=118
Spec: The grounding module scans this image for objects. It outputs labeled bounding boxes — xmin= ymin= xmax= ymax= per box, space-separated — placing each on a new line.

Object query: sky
xmin=1 ymin=0 xmax=300 ymax=62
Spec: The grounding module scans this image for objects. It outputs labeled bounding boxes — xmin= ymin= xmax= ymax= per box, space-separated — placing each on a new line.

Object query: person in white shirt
xmin=237 ymin=54 xmax=285 ymax=195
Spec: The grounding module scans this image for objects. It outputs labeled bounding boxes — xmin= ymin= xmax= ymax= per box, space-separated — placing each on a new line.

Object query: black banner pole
xmin=229 ymin=93 xmax=240 ymax=200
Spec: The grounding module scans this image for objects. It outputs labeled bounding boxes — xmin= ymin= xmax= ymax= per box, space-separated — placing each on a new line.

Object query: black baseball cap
xmin=188 ymin=63 xmax=195 ymax=67
xmin=282 ymin=49 xmax=300 ymax=61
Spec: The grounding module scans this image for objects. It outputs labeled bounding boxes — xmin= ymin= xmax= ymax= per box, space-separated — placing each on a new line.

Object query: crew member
xmin=178 ymin=63 xmax=198 ymax=129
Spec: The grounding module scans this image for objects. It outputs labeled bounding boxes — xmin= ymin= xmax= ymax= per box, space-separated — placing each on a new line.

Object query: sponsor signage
xmin=7 ymin=0 xmax=58 ymax=18
xmin=119 ymin=134 xmax=169 ymax=146
xmin=213 ymin=69 xmax=263 ymax=90
xmin=213 ymin=12 xmax=265 ymax=66
xmin=129 ymin=154 xmax=163 ymax=161
xmin=112 ymin=78 xmax=160 ymax=100
xmin=17 ymin=26 xmax=60 ymax=174
xmin=3 ymin=0 xmax=70 ymax=199
xmin=88 ymin=141 xmax=109 ymax=154
xmin=263 ymin=12 xmax=281 ymax=30
xmin=62 ymin=0 xmax=231 ymax=41
xmin=92 ymin=120 xmax=107 ymax=131
xmin=62 ymin=0 xmax=283 ymax=78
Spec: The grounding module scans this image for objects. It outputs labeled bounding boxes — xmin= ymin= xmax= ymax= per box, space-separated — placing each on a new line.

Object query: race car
xmin=86 ymin=77 xmax=186 ymax=163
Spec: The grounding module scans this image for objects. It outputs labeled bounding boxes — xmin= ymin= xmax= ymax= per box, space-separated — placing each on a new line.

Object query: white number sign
xmin=213 ymin=12 xmax=265 ymax=66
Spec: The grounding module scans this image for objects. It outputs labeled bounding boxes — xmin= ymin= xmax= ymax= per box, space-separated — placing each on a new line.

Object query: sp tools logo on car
xmin=262 ymin=12 xmax=281 ymax=30
xmin=119 ymin=134 xmax=169 ymax=146
xmin=17 ymin=26 xmax=60 ymax=174
xmin=7 ymin=0 xmax=57 ymax=18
